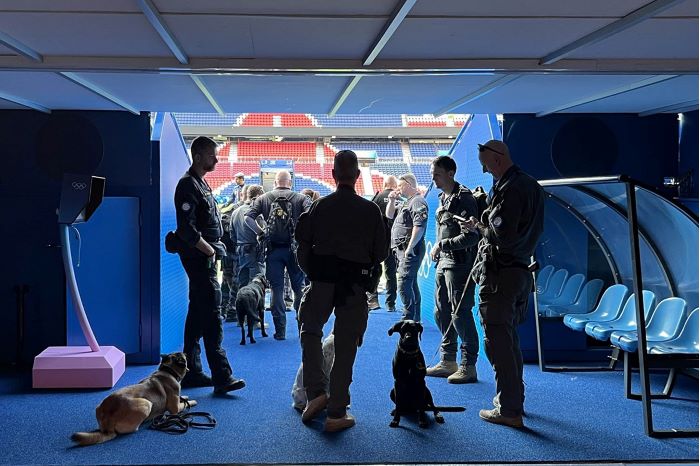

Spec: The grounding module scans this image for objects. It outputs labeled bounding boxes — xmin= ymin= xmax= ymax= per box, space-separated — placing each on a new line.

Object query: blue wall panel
xmin=155 ymin=113 xmax=191 ymax=354
xmin=67 ymin=197 xmax=140 ymax=353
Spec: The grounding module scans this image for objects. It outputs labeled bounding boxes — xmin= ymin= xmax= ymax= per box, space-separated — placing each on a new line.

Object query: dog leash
xmin=149 ymin=398 xmax=217 ymax=434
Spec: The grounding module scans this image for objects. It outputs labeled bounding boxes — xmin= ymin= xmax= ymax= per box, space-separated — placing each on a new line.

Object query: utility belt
xmin=470 ymin=242 xmax=537 ymax=285
xmin=393 ymin=235 xmax=412 ymax=251
xmin=165 ymin=232 xmax=226 ymax=258
xmin=441 ymin=249 xmax=468 ymax=264
xmin=308 ymin=254 xmax=378 ymax=291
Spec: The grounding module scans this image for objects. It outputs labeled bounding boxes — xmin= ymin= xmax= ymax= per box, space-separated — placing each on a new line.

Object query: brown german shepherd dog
xmin=71 ymin=352 xmax=196 ymax=446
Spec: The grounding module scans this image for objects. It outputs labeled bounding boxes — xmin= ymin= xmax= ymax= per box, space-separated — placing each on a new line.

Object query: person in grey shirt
xmin=461 ymin=140 xmax=544 ymax=429
xmin=386 ymin=173 xmax=428 ymax=322
xmin=230 ymin=184 xmax=265 ymax=288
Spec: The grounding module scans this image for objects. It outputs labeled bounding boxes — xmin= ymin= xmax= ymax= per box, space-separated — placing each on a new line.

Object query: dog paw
xmin=239 ymin=341 xmax=246 ymax=345
xmin=389 ymin=420 xmax=399 ymax=428
xmin=435 ymin=414 xmax=445 ymax=424
xmin=250 ymin=339 xmax=256 ymax=344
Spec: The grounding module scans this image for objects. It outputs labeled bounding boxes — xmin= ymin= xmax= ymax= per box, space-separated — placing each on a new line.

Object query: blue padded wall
xmin=416 ymin=114 xmax=500 ymax=339
xmin=154 ymin=113 xmax=191 ymax=354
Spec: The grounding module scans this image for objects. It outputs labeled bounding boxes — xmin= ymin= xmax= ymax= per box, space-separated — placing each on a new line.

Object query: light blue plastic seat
xmin=649 ymin=308 xmax=699 ymax=354
xmin=563 ymin=284 xmax=628 ymax=332
xmin=585 ymin=290 xmax=656 ymax=341
xmin=538 ymin=274 xmax=585 ymax=315
xmin=538 ymin=268 xmax=568 ymax=305
xmin=610 ymin=297 xmax=687 ymax=352
xmin=535 ymin=265 xmax=554 ymax=294
xmin=543 ymin=279 xmax=604 ymax=317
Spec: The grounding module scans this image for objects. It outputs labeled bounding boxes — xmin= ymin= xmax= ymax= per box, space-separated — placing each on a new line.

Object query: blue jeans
xmin=237 ymin=243 xmax=265 ymax=288
xmin=265 ymin=247 xmax=305 ymax=338
xmin=396 ymin=240 xmax=425 ymax=321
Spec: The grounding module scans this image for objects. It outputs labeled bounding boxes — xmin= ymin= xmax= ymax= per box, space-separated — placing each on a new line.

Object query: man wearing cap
xmin=173 ymin=136 xmax=245 ymax=395
xmin=386 ymin=173 xmax=428 ymax=322
xmin=460 ymin=140 xmax=544 ymax=428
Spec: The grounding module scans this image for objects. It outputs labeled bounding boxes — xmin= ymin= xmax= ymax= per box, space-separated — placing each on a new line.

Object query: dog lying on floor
xmin=388 ymin=320 xmax=465 ymax=428
xmin=71 ymin=352 xmax=195 ymax=446
xmin=235 ymin=274 xmax=269 ymax=345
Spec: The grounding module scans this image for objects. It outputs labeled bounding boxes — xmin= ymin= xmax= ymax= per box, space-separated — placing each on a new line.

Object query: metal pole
xmin=626 ymin=182 xmax=653 ymax=435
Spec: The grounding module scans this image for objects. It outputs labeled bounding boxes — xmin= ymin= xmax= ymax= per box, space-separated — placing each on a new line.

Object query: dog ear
xmin=388 ymin=321 xmax=402 ymax=336
xmin=160 ymin=353 xmax=171 ymax=363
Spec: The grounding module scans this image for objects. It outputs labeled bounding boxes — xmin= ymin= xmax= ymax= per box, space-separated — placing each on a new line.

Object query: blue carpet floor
xmin=0 ymin=296 xmax=697 ymax=465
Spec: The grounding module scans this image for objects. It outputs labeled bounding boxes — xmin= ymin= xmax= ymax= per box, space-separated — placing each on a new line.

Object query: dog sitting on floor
xmin=71 ymin=352 xmax=195 ymax=446
xmin=388 ymin=320 xmax=465 ymax=428
xmin=235 ymin=274 xmax=269 ymax=345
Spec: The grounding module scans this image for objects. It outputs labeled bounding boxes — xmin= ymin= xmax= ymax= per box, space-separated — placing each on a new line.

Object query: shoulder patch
xmin=181 ymin=202 xmax=191 ymax=212
xmin=492 ymin=216 xmax=503 ymax=228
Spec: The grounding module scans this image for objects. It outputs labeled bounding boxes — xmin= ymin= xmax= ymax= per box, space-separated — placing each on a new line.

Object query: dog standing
xmin=235 ymin=274 xmax=269 ymax=345
xmin=388 ymin=320 xmax=464 ymax=428
xmin=71 ymin=352 xmax=195 ymax=446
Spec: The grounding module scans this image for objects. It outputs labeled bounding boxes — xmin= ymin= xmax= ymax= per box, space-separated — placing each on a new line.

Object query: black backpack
xmin=265 ymin=195 xmax=295 ymax=245
xmin=472 ymin=186 xmax=489 ymax=219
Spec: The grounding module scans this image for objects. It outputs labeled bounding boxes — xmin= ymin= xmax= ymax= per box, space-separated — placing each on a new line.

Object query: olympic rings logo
xmin=72 ymin=182 xmax=87 ymax=190
xmin=418 ymin=239 xmax=433 ymax=279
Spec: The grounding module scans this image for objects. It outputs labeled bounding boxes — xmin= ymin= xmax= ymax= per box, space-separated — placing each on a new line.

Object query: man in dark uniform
xmin=427 ymin=156 xmax=481 ymax=384
xmin=244 ymin=170 xmax=311 ymax=340
xmin=230 ymin=184 xmax=265 ymax=288
xmin=295 ymin=150 xmax=388 ymax=432
xmin=387 ymin=173 xmax=428 ymax=322
xmin=174 ymin=136 xmax=245 ymax=394
xmin=220 ymin=210 xmax=238 ymax=321
xmin=460 ymin=140 xmax=544 ymax=428
xmin=367 ymin=175 xmax=398 ymax=311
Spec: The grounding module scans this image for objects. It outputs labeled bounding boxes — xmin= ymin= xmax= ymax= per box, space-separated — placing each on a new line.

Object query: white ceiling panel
xmin=153 ymin=0 xmax=397 ymax=15
xmin=0 ymin=1 xmax=694 ymax=115
xmin=567 ymin=18 xmax=699 ymax=59
xmin=380 ymin=18 xmax=613 ymax=59
xmin=0 ymin=71 xmax=123 ymax=110
xmin=0 ymin=12 xmax=170 ymax=56
xmin=164 ymin=15 xmax=385 ymax=59
xmin=74 ymin=73 xmax=215 ymax=112
xmin=339 ymin=75 xmax=499 ymax=114
xmin=200 ymin=75 xmax=350 ymax=113
xmin=566 ymin=75 xmax=699 ymax=113
xmin=0 ymin=0 xmax=140 ymax=13
xmin=454 ymin=74 xmax=661 ymax=114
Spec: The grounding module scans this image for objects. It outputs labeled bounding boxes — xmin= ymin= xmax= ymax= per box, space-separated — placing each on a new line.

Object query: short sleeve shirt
xmin=390 ymin=194 xmax=428 ymax=247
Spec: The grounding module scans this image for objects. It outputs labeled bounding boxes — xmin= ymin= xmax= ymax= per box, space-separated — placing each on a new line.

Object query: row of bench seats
xmin=536 ymin=266 xmax=698 ymax=355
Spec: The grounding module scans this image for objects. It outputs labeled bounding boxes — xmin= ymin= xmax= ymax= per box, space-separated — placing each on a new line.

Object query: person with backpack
xmin=426 ymin=155 xmax=480 ymax=384
xmin=244 ymin=170 xmax=311 ymax=340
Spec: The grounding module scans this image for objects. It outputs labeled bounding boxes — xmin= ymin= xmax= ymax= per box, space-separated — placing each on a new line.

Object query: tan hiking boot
xmin=479 ymin=408 xmax=524 ymax=428
xmin=426 ymin=360 xmax=458 ymax=377
xmin=447 ymin=364 xmax=477 ymax=384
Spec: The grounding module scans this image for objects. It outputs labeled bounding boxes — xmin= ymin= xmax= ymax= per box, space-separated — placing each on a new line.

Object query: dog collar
xmin=398 ymin=346 xmax=420 ymax=355
xmin=159 ymin=364 xmax=183 ymax=381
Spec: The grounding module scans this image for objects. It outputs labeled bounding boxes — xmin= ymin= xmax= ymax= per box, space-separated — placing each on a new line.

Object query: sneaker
xmin=479 ymin=408 xmax=523 ymax=428
xmin=324 ymin=412 xmax=356 ymax=432
xmin=493 ymin=395 xmax=526 ymax=416
xmin=426 ymin=360 xmax=458 ymax=378
xmin=301 ymin=394 xmax=328 ymax=423
xmin=447 ymin=364 xmax=477 ymax=384
xmin=213 ymin=378 xmax=246 ymax=394
xmin=181 ymin=372 xmax=213 ymax=388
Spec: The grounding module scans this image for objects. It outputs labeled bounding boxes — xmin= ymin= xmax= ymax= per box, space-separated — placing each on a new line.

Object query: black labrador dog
xmin=235 ymin=274 xmax=269 ymax=345
xmin=388 ymin=320 xmax=464 ymax=428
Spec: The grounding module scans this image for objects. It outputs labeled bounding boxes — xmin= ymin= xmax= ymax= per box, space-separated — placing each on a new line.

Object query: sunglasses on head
xmin=478 ymin=144 xmax=505 ymax=156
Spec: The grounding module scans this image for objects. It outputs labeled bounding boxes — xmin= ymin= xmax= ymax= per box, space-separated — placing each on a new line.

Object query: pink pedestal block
xmin=32 ymin=346 xmax=125 ymax=389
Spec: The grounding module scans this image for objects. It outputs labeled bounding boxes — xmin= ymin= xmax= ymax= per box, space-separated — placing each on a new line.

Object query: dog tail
xmin=71 ymin=430 xmax=117 ymax=446
xmin=432 ymin=406 xmax=466 ymax=412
